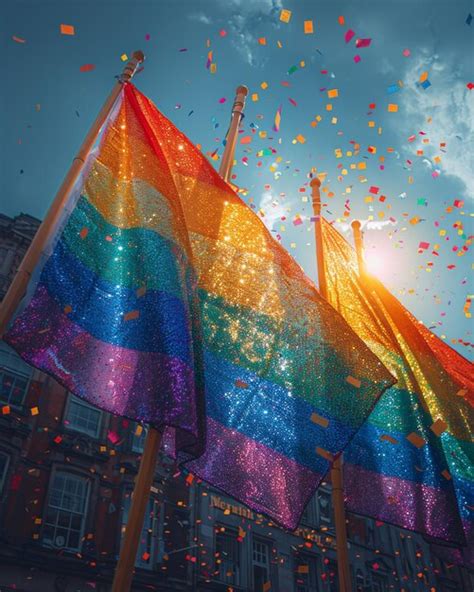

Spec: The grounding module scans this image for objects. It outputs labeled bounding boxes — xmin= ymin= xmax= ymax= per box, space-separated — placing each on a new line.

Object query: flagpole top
xmin=311 ymin=177 xmax=321 ymax=215
xmin=120 ymin=51 xmax=145 ymax=83
xmin=132 ymin=50 xmax=145 ymax=63
xmin=236 ymin=85 xmax=249 ymax=96
xmin=351 ymin=220 xmax=362 ymax=230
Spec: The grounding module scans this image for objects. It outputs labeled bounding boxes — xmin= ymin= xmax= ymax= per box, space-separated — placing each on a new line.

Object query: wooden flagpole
xmin=218 ymin=85 xmax=248 ymax=182
xmin=0 ymin=51 xmax=145 ymax=337
xmin=311 ymin=178 xmax=352 ymax=592
xmin=351 ymin=220 xmax=366 ymax=278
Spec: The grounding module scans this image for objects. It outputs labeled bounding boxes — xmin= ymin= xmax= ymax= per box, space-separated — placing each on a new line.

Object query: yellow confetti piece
xmin=261 ymin=81 xmax=268 ymax=90
xmin=210 ymin=63 xmax=217 ymax=74
xmin=251 ymin=93 xmax=259 ymax=102
xmin=135 ymin=424 xmax=143 ymax=436
xmin=327 ymin=88 xmax=339 ymax=98
xmin=277 ymin=40 xmax=283 ymax=48
xmin=34 ymin=518 xmax=42 ymax=525
xmin=346 ymin=375 xmax=361 ymax=388
xmin=304 ymin=20 xmax=314 ymax=34
xmin=280 ymin=9 xmax=292 ymax=23
xmin=406 ymin=432 xmax=426 ymax=448
xmin=430 ymin=419 xmax=447 ymax=436
xmin=124 ymin=310 xmax=140 ymax=321
xmin=388 ymin=103 xmax=399 ymax=113
xmin=60 ymin=24 xmax=75 ymax=35
xmin=30 ymin=406 xmax=39 ymax=416
xmin=310 ymin=412 xmax=329 ymax=428
xmin=120 ymin=53 xmax=128 ymax=62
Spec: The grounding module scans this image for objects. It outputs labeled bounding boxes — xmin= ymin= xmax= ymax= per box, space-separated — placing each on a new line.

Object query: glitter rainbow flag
xmin=321 ymin=218 xmax=473 ymax=548
xmin=3 ymin=84 xmax=395 ymax=529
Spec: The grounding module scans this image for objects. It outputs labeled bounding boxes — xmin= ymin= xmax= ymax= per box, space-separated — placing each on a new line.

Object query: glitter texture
xmin=321 ymin=218 xmax=473 ymax=549
xmin=4 ymin=84 xmax=395 ymax=529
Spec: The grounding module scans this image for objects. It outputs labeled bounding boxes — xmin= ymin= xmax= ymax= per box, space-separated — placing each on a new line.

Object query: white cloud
xmin=336 ymin=218 xmax=397 ymax=234
xmin=397 ymin=50 xmax=474 ymax=199
xmin=188 ymin=13 xmax=213 ymax=25
xmin=225 ymin=0 xmax=283 ymax=65
xmin=258 ymin=191 xmax=288 ymax=230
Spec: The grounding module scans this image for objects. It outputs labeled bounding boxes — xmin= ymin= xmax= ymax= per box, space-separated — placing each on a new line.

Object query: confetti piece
xmin=338 ymin=16 xmax=345 ymax=26
xmin=380 ymin=434 xmax=398 ymax=444
xmin=30 ymin=407 xmax=39 ymax=416
xmin=297 ymin=565 xmax=309 ymax=574
xmin=135 ymin=424 xmax=143 ymax=436
xmin=288 ymin=65 xmax=298 ymax=75
xmin=79 ymin=227 xmax=89 ymax=239
xmin=261 ymin=81 xmax=268 ymax=89
xmin=120 ymin=53 xmax=128 ymax=62
xmin=235 ymin=379 xmax=249 ymax=389
xmin=288 ymin=98 xmax=297 ymax=106
xmin=124 ymin=310 xmax=140 ymax=321
xmin=316 ymin=447 xmax=334 ymax=461
xmin=2 ymin=405 xmax=11 ymax=415
xmin=251 ymin=93 xmax=259 ymax=101
xmin=263 ymin=582 xmax=271 ymax=592
xmin=353 ymin=55 xmax=361 ymax=63
xmin=273 ymin=105 xmax=282 ymax=132
xmin=79 ymin=64 xmax=95 ymax=73
xmin=219 ymin=29 xmax=227 ymax=37
xmin=240 ymin=136 xmax=252 ymax=144
xmin=406 ymin=432 xmax=426 ymax=448
xmin=219 ymin=97 xmax=226 ymax=104
xmin=296 ymin=134 xmax=306 ymax=144
xmin=310 ymin=412 xmax=329 ymax=428
xmin=63 ymin=305 xmax=72 ymax=314
xmin=346 ymin=375 xmax=361 ymax=388
xmin=280 ymin=9 xmax=292 ymax=23
xmin=107 ymin=430 xmax=120 ymax=445
xmin=60 ymin=24 xmax=75 ymax=36
xmin=142 ymin=552 xmax=150 ymax=561
xmin=403 ymin=48 xmax=411 ymax=57
xmin=145 ymin=33 xmax=151 ymax=40
xmin=304 ymin=20 xmax=314 ymax=34
xmin=345 ymin=29 xmax=355 ymax=43
xmin=258 ymin=37 xmax=267 ymax=45
xmin=430 ymin=419 xmax=448 ymax=436
xmin=441 ymin=470 xmax=452 ymax=480
xmin=12 ymin=36 xmax=26 ymax=43
xmin=327 ymin=88 xmax=339 ymax=98
xmin=387 ymin=103 xmax=398 ymax=112
xmin=356 ymin=38 xmax=371 ymax=48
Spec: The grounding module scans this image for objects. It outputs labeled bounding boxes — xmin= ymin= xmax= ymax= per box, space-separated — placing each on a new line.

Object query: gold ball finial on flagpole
xmin=351 ymin=219 xmax=361 ymax=230
xmin=310 ymin=177 xmax=322 ymax=215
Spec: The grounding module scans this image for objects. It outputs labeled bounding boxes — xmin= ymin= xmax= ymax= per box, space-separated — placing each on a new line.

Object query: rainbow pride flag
xmin=3 ymin=84 xmax=395 ymax=529
xmin=321 ymin=218 xmax=473 ymax=549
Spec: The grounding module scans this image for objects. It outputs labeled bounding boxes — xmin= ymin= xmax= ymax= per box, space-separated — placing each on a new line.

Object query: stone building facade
xmin=0 ymin=211 xmax=472 ymax=591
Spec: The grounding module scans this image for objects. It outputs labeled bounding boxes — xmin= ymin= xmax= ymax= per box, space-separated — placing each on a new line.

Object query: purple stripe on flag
xmin=5 ymin=285 xmax=199 ymax=439
xmin=344 ymin=463 xmax=466 ymax=545
xmin=186 ymin=417 xmax=323 ymax=530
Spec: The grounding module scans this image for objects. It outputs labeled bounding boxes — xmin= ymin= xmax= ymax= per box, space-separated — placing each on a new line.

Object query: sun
xmin=364 ymin=252 xmax=384 ymax=276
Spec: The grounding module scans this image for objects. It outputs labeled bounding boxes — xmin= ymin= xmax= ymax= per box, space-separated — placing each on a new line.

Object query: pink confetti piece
xmin=345 ymin=29 xmax=355 ymax=43
xmin=145 ymin=33 xmax=151 ymax=41
xmin=219 ymin=29 xmax=227 ymax=37
xmin=402 ymin=48 xmax=411 ymax=57
xmin=356 ymin=38 xmax=372 ymax=48
xmin=288 ymin=98 xmax=297 ymax=106
xmin=353 ymin=55 xmax=361 ymax=63
xmin=219 ymin=97 xmax=226 ymax=104
xmin=107 ymin=430 xmax=120 ymax=445
xmin=12 ymin=35 xmax=26 ymax=43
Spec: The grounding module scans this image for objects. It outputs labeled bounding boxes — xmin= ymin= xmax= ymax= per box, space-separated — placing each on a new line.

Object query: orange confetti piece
xmin=280 ymin=9 xmax=292 ymax=23
xmin=63 ymin=305 xmax=72 ymax=314
xmin=30 ymin=406 xmax=39 ymax=416
xmin=297 ymin=565 xmax=309 ymax=574
xmin=142 ymin=552 xmax=150 ymax=561
xmin=441 ymin=469 xmax=452 ymax=480
xmin=124 ymin=310 xmax=140 ymax=321
xmin=310 ymin=412 xmax=329 ymax=428
xmin=136 ymin=286 xmax=147 ymax=298
xmin=387 ymin=103 xmax=399 ymax=113
xmin=79 ymin=227 xmax=89 ymax=239
xmin=406 ymin=432 xmax=426 ymax=448
xmin=2 ymin=405 xmax=11 ymax=415
xmin=338 ymin=16 xmax=345 ymax=26
xmin=304 ymin=20 xmax=314 ymax=34
xmin=380 ymin=434 xmax=398 ymax=445
xmin=235 ymin=379 xmax=249 ymax=389
xmin=430 ymin=419 xmax=447 ymax=436
xmin=258 ymin=37 xmax=267 ymax=46
xmin=346 ymin=375 xmax=361 ymax=388
xmin=60 ymin=24 xmax=75 ymax=35
xmin=316 ymin=447 xmax=334 ymax=462
xmin=327 ymin=89 xmax=339 ymax=99
xmin=12 ymin=36 xmax=26 ymax=43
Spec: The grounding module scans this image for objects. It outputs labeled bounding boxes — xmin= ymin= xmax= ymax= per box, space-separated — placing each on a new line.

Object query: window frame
xmin=294 ymin=552 xmax=320 ymax=592
xmin=0 ymin=342 xmax=32 ymax=408
xmin=252 ymin=537 xmax=271 ymax=592
xmin=215 ymin=525 xmax=241 ymax=586
xmin=63 ymin=393 xmax=103 ymax=439
xmin=0 ymin=452 xmax=10 ymax=495
xmin=42 ymin=470 xmax=90 ymax=552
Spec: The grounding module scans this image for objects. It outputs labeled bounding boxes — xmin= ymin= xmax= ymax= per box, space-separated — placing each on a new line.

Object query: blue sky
xmin=2 ymin=0 xmax=473 ymax=358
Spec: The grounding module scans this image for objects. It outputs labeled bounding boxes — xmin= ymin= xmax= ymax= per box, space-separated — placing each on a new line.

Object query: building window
xmin=372 ymin=572 xmax=388 ymax=592
xmin=317 ymin=490 xmax=332 ymax=524
xmin=131 ymin=423 xmax=148 ymax=453
xmin=0 ymin=452 xmax=9 ymax=494
xmin=355 ymin=568 xmax=365 ymax=592
xmin=63 ymin=394 xmax=103 ymax=438
xmin=215 ymin=527 xmax=240 ymax=585
xmin=294 ymin=554 xmax=319 ymax=592
xmin=326 ymin=559 xmax=339 ymax=592
xmin=252 ymin=538 xmax=271 ymax=591
xmin=121 ymin=491 xmax=160 ymax=569
xmin=42 ymin=472 xmax=90 ymax=551
xmin=0 ymin=342 xmax=32 ymax=407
